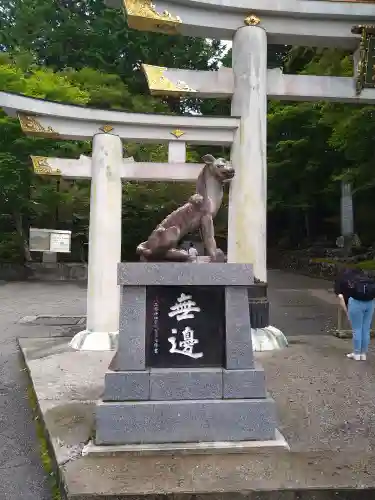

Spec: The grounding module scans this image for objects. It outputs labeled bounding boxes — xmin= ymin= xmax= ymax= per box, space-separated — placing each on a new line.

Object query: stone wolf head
xmin=202 ymin=154 xmax=235 ymax=183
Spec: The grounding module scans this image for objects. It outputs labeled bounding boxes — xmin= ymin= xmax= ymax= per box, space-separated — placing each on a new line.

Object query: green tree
xmin=0 ymin=56 xmax=207 ymax=262
xmin=0 ymin=55 xmax=90 ymax=260
xmin=1 ymin=0 xmax=225 ymax=112
xmin=267 ymin=48 xmax=355 ymax=246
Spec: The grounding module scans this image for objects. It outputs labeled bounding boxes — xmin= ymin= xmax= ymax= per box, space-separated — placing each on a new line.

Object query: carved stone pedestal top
xmin=117 ymin=262 xmax=254 ymax=286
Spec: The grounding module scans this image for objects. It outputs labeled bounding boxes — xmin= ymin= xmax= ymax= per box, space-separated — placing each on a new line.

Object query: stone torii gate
xmin=3 ymin=0 xmax=375 ymax=350
xmin=105 ymin=0 xmax=375 ymax=283
xmin=0 ymin=90 xmax=238 ymax=350
xmin=29 ymin=153 xmax=204 ymax=351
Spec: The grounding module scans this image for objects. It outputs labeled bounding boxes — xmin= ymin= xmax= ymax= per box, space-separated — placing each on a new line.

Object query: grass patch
xmin=27 ymin=383 xmax=62 ymax=500
xmin=310 ymin=257 xmax=338 ymax=264
xmin=311 ymin=257 xmax=375 ymax=271
xmin=354 ymin=259 xmax=375 ymax=270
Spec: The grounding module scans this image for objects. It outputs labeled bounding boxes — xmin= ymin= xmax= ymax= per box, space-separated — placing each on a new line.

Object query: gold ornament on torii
xmin=123 ymin=0 xmax=182 ymax=34
xmin=18 ymin=114 xmax=60 ymax=138
xmin=142 ymin=64 xmax=196 ymax=95
xmin=244 ymin=15 xmax=260 ymax=26
xmin=170 ymin=129 xmax=185 ymax=139
xmin=100 ymin=124 xmax=115 ymax=133
xmin=351 ymin=24 xmax=375 ymax=94
xmin=31 ymin=156 xmax=62 ymax=176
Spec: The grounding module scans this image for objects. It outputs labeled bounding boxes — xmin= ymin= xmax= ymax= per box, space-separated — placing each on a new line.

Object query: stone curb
xmin=18 ymin=341 xmax=67 ymax=500
xmin=19 ymin=315 xmax=85 ymax=326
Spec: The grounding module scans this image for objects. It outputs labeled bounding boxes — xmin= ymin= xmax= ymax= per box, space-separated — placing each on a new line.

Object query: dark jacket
xmin=334 ymin=268 xmax=372 ymax=305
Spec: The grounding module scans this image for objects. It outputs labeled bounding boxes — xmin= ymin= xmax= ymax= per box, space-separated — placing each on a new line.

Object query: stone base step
xmin=96 ymin=398 xmax=277 ymax=445
xmin=83 ymin=428 xmax=289 ymax=457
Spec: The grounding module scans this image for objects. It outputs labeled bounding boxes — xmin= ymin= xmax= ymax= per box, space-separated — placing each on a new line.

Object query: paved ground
xmin=0 ymin=282 xmax=86 ymax=500
xmin=268 ymin=269 xmax=337 ymax=336
xmin=0 ymin=271 xmax=341 ymax=499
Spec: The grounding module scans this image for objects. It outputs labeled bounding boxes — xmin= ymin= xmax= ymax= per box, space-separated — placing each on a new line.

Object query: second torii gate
xmin=0 ymin=90 xmax=238 ymax=350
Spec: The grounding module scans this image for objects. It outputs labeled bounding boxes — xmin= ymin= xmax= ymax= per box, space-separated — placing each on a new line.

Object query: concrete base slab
xmin=19 ymin=335 xmax=375 ymax=498
xmin=83 ymin=429 xmax=289 ymax=456
xmin=69 ymin=329 xmax=118 ymax=351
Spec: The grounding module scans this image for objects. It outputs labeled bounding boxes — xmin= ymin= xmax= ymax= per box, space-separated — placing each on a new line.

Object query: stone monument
xmin=96 ymin=262 xmax=282 ymax=445
xmin=95 ymin=152 xmax=284 ymax=446
xmin=339 ymin=181 xmax=357 ymax=257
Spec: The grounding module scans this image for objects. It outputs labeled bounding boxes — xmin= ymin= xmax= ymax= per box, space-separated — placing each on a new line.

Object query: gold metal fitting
xmin=171 ymin=129 xmax=185 ymax=139
xmin=100 ymin=124 xmax=114 ymax=133
xmin=244 ymin=14 xmax=260 ymax=26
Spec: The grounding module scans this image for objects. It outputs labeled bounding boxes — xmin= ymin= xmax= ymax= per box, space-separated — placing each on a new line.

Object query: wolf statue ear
xmin=202 ymin=154 xmax=216 ymax=164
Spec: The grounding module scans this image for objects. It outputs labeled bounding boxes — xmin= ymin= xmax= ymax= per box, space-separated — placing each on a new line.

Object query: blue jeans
xmin=348 ymin=297 xmax=375 ymax=354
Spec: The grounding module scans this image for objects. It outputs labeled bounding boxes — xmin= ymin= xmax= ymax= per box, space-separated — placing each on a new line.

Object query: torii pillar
xmin=71 ymin=132 xmax=123 ymax=350
xmin=228 ymin=16 xmax=267 ymax=283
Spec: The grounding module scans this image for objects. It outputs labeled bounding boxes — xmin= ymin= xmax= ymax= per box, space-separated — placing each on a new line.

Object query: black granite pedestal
xmin=96 ymin=263 xmax=278 ymax=445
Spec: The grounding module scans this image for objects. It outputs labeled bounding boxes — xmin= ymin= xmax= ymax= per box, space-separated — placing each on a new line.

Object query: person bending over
xmin=335 ymin=267 xmax=375 ymax=361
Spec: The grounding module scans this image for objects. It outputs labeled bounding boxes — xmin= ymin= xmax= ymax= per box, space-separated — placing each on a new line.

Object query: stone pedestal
xmin=95 ymin=263 xmax=280 ymax=445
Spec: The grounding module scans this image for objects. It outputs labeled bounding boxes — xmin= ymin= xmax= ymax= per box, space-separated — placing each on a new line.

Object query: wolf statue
xmin=136 ymin=154 xmax=234 ymax=262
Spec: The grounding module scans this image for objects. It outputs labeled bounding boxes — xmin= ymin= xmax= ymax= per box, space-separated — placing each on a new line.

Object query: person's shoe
xmin=360 ymin=354 xmax=367 ymax=361
xmin=347 ymin=353 xmax=361 ymax=361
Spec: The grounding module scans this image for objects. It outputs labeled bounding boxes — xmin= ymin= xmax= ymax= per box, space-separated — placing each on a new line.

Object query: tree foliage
xmin=1 ymin=0 xmax=375 ymax=262
xmin=267 ymin=48 xmax=375 ymax=247
xmin=1 ymin=0 xmax=225 ymax=99
xmin=0 ymin=1 xmax=225 ymax=261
